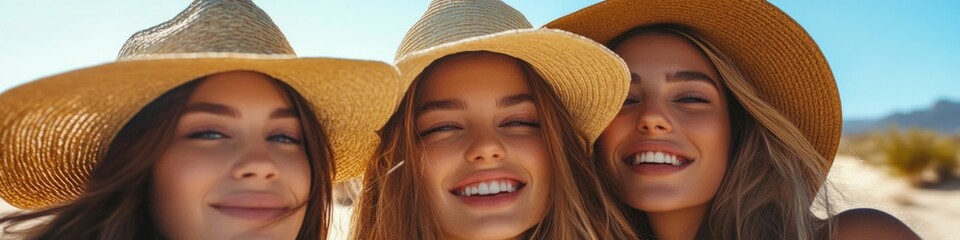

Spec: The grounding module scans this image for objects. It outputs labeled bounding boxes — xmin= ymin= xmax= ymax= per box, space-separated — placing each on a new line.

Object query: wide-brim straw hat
xmin=546 ymin=0 xmax=841 ymax=164
xmin=394 ymin=0 xmax=631 ymax=142
xmin=0 ymin=0 xmax=401 ymax=209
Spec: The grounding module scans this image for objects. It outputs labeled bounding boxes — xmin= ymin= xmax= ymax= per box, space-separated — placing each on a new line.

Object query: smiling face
xmin=151 ymin=71 xmax=311 ymax=240
xmin=597 ymin=33 xmax=731 ymax=214
xmin=414 ymin=52 xmax=550 ymax=240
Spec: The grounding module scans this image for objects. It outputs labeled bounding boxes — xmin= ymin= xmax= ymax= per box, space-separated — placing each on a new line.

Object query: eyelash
xmin=501 ymin=118 xmax=540 ymax=128
xmin=419 ymin=123 xmax=461 ymax=137
xmin=418 ymin=118 xmax=540 ymax=137
xmin=267 ymin=133 xmax=302 ymax=144
xmin=674 ymin=94 xmax=711 ymax=104
xmin=186 ymin=130 xmax=302 ymax=144
xmin=187 ymin=130 xmax=229 ymax=140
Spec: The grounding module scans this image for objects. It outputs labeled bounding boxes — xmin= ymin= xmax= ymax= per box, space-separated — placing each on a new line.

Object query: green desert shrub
xmin=876 ymin=127 xmax=957 ymax=186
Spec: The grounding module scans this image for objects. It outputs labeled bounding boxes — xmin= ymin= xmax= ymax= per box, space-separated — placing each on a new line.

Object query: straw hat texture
xmin=395 ymin=0 xmax=631 ymax=143
xmin=0 ymin=0 xmax=401 ymax=209
xmin=546 ymin=0 xmax=842 ymax=163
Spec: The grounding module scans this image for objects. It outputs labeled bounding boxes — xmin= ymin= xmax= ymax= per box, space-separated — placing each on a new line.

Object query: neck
xmin=646 ymin=204 xmax=709 ymax=240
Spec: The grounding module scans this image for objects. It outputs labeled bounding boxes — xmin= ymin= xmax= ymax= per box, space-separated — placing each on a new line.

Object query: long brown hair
xmin=351 ymin=51 xmax=638 ymax=240
xmin=0 ymin=76 xmax=335 ymax=240
xmin=606 ymin=25 xmax=835 ymax=240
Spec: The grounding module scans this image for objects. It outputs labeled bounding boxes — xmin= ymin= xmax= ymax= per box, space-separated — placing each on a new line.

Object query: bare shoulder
xmin=830 ymin=208 xmax=920 ymax=240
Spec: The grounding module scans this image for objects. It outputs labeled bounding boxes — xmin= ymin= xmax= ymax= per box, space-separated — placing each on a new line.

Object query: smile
xmin=451 ymin=178 xmax=523 ymax=197
xmin=627 ymin=151 xmax=690 ymax=166
xmin=622 ymin=151 xmax=694 ymax=175
xmin=448 ymin=171 xmax=528 ymax=208
xmin=210 ymin=192 xmax=292 ymax=221
xmin=211 ymin=206 xmax=289 ymax=221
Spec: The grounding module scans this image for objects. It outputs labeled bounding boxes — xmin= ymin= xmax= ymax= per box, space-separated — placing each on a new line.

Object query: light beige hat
xmin=395 ymin=0 xmax=631 ymax=142
xmin=0 ymin=0 xmax=402 ymax=209
xmin=545 ymin=0 xmax=841 ymax=165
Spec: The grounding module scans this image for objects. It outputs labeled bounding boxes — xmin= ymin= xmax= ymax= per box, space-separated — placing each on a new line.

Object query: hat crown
xmin=395 ymin=0 xmax=532 ymax=61
xmin=117 ymin=0 xmax=295 ymax=60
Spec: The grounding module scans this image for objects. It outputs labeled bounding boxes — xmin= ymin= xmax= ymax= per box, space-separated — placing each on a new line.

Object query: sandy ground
xmin=2 ymin=155 xmax=956 ymax=239
xmin=822 ymin=155 xmax=959 ymax=239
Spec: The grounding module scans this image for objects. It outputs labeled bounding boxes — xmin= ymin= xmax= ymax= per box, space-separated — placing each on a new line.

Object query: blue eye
xmin=268 ymin=134 xmax=302 ymax=144
xmin=187 ymin=130 xmax=228 ymax=140
xmin=419 ymin=124 xmax=461 ymax=137
xmin=623 ymin=98 xmax=639 ymax=105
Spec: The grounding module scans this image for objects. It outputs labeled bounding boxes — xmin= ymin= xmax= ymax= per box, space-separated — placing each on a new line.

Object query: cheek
xmin=151 ymin=148 xmax=225 ymax=231
xmin=153 ymin=149 xmax=225 ymax=198
xmin=597 ymin=114 xmax=636 ymax=164
xmin=422 ymin=144 xmax=462 ymax=193
xmin=276 ymin=153 xmax=312 ymax=202
xmin=504 ymin=136 xmax=550 ymax=183
xmin=677 ymin=111 xmax=731 ymax=181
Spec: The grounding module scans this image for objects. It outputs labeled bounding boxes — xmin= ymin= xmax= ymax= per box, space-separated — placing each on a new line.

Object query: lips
xmin=210 ymin=192 xmax=291 ymax=221
xmin=448 ymin=170 xmax=527 ymax=208
xmin=620 ymin=141 xmax=695 ymax=175
xmin=451 ymin=178 xmax=523 ymax=197
xmin=624 ymin=151 xmax=691 ymax=166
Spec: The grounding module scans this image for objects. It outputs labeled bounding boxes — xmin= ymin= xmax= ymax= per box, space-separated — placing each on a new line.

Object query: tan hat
xmin=546 ymin=0 xmax=842 ymax=163
xmin=395 ymin=0 xmax=631 ymax=142
xmin=0 ymin=0 xmax=402 ymax=209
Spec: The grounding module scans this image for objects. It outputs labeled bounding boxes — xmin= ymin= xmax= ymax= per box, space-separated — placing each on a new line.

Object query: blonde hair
xmin=351 ymin=51 xmax=638 ymax=240
xmin=607 ymin=25 xmax=836 ymax=240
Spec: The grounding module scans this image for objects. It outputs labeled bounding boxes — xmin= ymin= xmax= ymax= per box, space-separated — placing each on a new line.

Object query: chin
xmin=448 ymin=228 xmax=527 ymax=240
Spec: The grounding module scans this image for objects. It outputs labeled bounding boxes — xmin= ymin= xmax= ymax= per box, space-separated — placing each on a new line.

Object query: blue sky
xmin=1 ymin=1 xmax=957 ymax=120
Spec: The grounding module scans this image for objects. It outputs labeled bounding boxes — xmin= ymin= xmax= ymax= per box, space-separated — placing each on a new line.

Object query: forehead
xmin=613 ymin=33 xmax=717 ymax=78
xmin=188 ymin=71 xmax=290 ymax=106
xmin=416 ymin=52 xmax=531 ymax=102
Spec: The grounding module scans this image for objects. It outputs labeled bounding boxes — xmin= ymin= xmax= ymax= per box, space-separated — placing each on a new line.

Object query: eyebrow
xmin=629 ymin=71 xmax=718 ymax=87
xmin=184 ymin=103 xmax=239 ymax=117
xmin=497 ymin=94 xmax=534 ymax=108
xmin=417 ymin=99 xmax=466 ymax=114
xmin=269 ymin=108 xmax=299 ymax=119
xmin=184 ymin=102 xmax=298 ymax=119
xmin=666 ymin=71 xmax=718 ymax=87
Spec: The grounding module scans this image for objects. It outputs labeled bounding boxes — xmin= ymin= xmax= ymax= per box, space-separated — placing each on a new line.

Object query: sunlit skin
xmin=596 ymin=33 xmax=731 ymax=240
xmin=415 ymin=53 xmax=550 ymax=240
xmin=151 ymin=71 xmax=311 ymax=240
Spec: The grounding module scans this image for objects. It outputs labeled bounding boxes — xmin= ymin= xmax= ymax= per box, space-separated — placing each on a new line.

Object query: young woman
xmin=546 ymin=1 xmax=919 ymax=239
xmin=0 ymin=0 xmax=400 ymax=239
xmin=351 ymin=1 xmax=637 ymax=239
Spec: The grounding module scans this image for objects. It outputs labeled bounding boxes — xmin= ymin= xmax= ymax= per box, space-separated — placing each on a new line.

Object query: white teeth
xmin=478 ymin=182 xmax=490 ymax=195
xmin=490 ymin=181 xmax=501 ymax=193
xmin=457 ymin=180 xmax=518 ymax=197
xmin=631 ymin=151 xmax=682 ymax=166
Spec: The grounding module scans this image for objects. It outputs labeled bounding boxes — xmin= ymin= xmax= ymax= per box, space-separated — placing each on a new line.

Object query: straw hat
xmin=0 ymin=0 xmax=401 ymax=209
xmin=395 ymin=0 xmax=631 ymax=142
xmin=546 ymin=0 xmax=842 ymax=163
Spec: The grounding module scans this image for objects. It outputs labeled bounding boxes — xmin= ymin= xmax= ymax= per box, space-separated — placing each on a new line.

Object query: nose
xmin=636 ymin=102 xmax=673 ymax=134
xmin=231 ymin=144 xmax=280 ymax=181
xmin=465 ymin=128 xmax=506 ymax=163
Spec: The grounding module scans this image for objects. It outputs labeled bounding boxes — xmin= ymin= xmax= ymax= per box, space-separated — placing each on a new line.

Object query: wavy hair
xmin=0 ymin=76 xmax=334 ymax=240
xmin=605 ymin=25 xmax=836 ymax=240
xmin=351 ymin=51 xmax=638 ymax=240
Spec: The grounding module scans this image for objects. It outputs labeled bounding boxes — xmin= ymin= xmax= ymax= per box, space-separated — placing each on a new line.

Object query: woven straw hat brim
xmin=546 ymin=0 xmax=841 ymax=164
xmin=396 ymin=28 xmax=630 ymax=142
xmin=0 ymin=56 xmax=401 ymax=209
